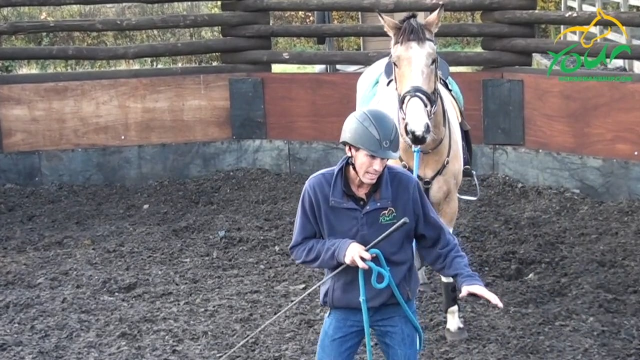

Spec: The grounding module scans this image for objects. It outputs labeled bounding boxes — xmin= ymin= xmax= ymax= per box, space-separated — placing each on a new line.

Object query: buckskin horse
xmin=355 ymin=6 xmax=479 ymax=341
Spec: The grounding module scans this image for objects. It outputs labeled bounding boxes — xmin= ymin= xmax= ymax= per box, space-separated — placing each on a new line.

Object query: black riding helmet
xmin=339 ymin=108 xmax=400 ymax=160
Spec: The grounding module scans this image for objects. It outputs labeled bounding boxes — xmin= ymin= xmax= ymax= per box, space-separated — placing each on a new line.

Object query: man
xmin=289 ymin=108 xmax=502 ymax=359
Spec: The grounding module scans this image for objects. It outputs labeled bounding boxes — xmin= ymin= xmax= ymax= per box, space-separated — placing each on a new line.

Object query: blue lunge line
xmin=359 ymin=249 xmax=424 ymax=359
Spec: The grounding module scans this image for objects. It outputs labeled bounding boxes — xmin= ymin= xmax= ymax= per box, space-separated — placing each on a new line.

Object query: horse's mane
xmin=395 ymin=12 xmax=429 ymax=45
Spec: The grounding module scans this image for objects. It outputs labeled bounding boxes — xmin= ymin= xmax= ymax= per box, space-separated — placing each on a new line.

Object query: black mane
xmin=395 ymin=12 xmax=429 ymax=45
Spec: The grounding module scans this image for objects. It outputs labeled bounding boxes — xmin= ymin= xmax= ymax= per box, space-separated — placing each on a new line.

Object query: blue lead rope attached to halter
xmin=411 ymin=146 xmax=421 ymax=257
xmin=412 ymin=146 xmax=421 ymax=177
xmin=359 ymin=249 xmax=424 ymax=360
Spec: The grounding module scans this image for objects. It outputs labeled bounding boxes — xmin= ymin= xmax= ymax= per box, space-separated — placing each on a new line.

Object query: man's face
xmin=347 ymin=146 xmax=388 ymax=184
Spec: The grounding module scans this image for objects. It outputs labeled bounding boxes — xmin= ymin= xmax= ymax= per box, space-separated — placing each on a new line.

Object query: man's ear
xmin=345 ymin=145 xmax=353 ymax=157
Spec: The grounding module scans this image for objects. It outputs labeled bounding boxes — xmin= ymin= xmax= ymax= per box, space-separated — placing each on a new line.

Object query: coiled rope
xmin=359 ymin=249 xmax=424 ymax=359
xmin=218 ymin=218 xmax=410 ymax=360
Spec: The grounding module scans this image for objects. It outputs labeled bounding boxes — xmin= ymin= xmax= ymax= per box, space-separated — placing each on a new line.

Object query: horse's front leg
xmin=414 ymin=247 xmax=430 ymax=291
xmin=436 ymin=191 xmax=468 ymax=341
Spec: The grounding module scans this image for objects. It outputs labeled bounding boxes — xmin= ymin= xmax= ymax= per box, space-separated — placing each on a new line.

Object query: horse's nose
xmin=424 ymin=122 xmax=431 ymax=135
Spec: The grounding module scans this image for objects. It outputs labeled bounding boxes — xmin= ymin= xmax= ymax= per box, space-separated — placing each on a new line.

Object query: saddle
xmin=383 ymin=58 xmax=474 ymax=178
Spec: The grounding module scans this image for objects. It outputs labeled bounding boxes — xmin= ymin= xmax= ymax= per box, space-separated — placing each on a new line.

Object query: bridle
xmin=389 ymin=37 xmax=452 ymax=194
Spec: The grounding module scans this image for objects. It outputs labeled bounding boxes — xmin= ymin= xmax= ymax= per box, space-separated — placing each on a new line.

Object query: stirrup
xmin=458 ymin=167 xmax=480 ymax=201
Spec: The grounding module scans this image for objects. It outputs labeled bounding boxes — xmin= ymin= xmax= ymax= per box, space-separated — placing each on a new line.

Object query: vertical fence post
xmin=220 ymin=0 xmax=272 ymax=72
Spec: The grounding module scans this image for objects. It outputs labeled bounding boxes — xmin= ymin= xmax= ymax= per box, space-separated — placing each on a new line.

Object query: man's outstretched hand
xmin=459 ymin=285 xmax=503 ymax=308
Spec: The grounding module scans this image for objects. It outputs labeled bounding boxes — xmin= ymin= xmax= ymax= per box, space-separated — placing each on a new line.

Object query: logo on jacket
xmin=379 ymin=207 xmax=397 ymax=224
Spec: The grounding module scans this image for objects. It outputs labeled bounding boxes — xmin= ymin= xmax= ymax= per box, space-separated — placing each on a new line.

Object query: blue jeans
xmin=316 ymin=300 xmax=421 ymax=360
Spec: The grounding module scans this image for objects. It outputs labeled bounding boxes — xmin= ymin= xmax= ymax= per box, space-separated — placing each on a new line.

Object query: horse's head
xmin=378 ymin=6 xmax=444 ymax=146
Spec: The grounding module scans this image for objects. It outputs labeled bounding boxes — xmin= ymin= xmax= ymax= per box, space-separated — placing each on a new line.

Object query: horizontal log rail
xmin=221 ymin=0 xmax=538 ymax=12
xmin=481 ymin=38 xmax=640 ymax=60
xmin=0 ymin=0 xmax=539 ymax=10
xmin=0 ymin=64 xmax=270 ymax=85
xmin=0 ymin=18 xmax=534 ymax=38
xmin=223 ymin=23 xmax=535 ymax=38
xmin=0 ymin=38 xmax=271 ymax=61
xmin=0 ymin=13 xmax=265 ymax=36
xmin=481 ymin=10 xmax=640 ymax=27
xmin=220 ymin=50 xmax=532 ymax=67
xmin=0 ymin=0 xmax=213 ymax=7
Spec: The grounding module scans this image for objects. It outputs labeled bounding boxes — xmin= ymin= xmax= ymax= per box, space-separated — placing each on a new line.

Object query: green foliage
xmin=271 ymin=11 xmax=361 ymax=52
xmin=537 ymin=0 xmax=562 ymax=39
xmin=0 ymin=2 xmax=222 ymax=73
xmin=437 ymin=12 xmax=482 ymax=51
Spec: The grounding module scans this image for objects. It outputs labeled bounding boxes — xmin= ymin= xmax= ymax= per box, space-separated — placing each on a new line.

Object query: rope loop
xmin=358 ymin=249 xmax=424 ymax=360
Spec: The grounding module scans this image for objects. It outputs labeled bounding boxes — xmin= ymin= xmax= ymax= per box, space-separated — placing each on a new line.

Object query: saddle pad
xmin=357 ymin=71 xmax=382 ymax=110
xmin=438 ymin=82 xmax=463 ymax=124
xmin=445 ymin=77 xmax=464 ymax=111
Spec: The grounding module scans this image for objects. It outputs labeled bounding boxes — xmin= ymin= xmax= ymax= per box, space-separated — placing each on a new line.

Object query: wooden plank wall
xmin=261 ymin=71 xmax=639 ymax=162
xmin=502 ymin=72 xmax=640 ymax=162
xmin=0 ymin=70 xmax=638 ymax=163
xmin=262 ymin=71 xmax=499 ymax=146
xmin=0 ymin=73 xmax=240 ymax=152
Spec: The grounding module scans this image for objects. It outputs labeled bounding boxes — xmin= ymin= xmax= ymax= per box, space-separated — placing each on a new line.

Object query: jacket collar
xmin=329 ymin=156 xmax=393 ymax=211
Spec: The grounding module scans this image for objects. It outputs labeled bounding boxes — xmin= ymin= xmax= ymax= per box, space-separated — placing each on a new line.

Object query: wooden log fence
xmin=219 ymin=50 xmax=533 ymax=67
xmin=220 ymin=0 xmax=539 ymax=12
xmin=220 ymin=23 xmax=536 ymax=39
xmin=0 ymin=0 xmax=539 ymax=11
xmin=480 ymin=10 xmax=640 ymax=27
xmin=481 ymin=38 xmax=640 ymax=61
xmin=0 ymin=38 xmax=271 ymax=61
xmin=0 ymin=0 xmax=638 ymax=80
xmin=0 ymin=13 xmax=267 ymax=36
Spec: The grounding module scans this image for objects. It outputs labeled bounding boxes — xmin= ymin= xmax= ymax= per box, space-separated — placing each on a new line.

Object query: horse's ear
xmin=377 ymin=12 xmax=401 ymax=38
xmin=424 ymin=3 xmax=444 ymax=34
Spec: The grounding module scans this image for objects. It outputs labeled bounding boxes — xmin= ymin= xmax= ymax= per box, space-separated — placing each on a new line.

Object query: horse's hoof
xmin=445 ymin=328 xmax=468 ymax=341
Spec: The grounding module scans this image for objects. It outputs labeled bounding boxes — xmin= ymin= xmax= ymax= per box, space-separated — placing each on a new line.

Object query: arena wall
xmin=0 ymin=69 xmax=639 ymax=201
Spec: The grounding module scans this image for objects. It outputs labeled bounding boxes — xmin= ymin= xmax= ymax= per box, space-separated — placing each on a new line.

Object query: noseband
xmin=394 ymin=57 xmax=440 ymax=125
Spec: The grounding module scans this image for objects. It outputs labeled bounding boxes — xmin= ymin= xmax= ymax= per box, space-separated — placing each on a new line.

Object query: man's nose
xmin=373 ymin=159 xmax=386 ymax=171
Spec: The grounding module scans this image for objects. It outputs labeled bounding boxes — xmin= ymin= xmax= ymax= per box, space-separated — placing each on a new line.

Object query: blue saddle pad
xmin=358 ymin=72 xmax=382 ymax=110
xmin=445 ymin=77 xmax=464 ymax=111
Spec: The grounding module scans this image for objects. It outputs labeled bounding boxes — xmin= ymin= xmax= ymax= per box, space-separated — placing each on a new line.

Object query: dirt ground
xmin=1 ymin=167 xmax=639 ymax=360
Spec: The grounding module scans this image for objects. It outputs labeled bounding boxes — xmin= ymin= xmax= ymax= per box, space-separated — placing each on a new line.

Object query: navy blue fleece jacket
xmin=288 ymin=156 xmax=484 ymax=309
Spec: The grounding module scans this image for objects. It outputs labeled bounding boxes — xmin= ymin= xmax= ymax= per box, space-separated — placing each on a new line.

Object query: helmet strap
xmin=347 ymin=148 xmax=366 ymax=186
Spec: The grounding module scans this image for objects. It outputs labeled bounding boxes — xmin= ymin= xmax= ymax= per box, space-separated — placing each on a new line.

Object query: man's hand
xmin=344 ymin=242 xmax=374 ymax=269
xmin=460 ymin=285 xmax=503 ymax=309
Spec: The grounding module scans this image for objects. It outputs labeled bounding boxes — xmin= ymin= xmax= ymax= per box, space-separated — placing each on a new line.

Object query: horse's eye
xmin=431 ymin=58 xmax=436 ymax=66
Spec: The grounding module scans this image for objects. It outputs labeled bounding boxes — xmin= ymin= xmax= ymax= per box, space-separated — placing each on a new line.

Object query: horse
xmin=355 ymin=6 xmax=480 ymax=342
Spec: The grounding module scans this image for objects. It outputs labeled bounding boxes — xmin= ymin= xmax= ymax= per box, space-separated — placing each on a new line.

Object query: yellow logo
xmin=554 ymin=8 xmax=628 ymax=48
